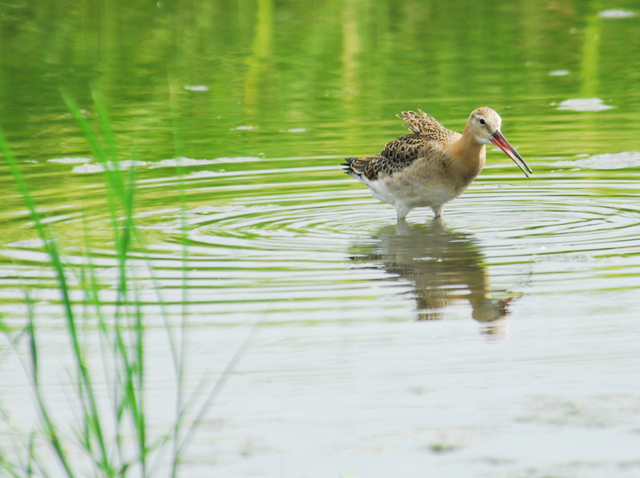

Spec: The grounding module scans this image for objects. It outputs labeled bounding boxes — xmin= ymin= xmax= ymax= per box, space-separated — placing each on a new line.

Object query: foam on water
xmin=557 ymin=98 xmax=615 ymax=111
xmin=551 ymin=152 xmax=640 ymax=169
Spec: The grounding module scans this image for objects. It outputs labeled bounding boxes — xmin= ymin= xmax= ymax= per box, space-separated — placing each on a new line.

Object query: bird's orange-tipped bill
xmin=491 ymin=131 xmax=532 ymax=177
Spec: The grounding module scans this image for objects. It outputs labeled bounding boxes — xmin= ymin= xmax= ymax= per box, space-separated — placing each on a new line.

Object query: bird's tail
xmin=341 ymin=156 xmax=377 ymax=179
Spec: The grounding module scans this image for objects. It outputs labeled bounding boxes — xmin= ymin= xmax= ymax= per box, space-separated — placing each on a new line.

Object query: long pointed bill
xmin=491 ymin=131 xmax=533 ymax=177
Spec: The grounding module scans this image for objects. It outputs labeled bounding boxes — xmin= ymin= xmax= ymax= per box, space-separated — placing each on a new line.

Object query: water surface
xmin=1 ymin=0 xmax=640 ymax=476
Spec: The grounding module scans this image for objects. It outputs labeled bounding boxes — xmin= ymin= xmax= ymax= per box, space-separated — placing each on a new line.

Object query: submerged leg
xmin=395 ymin=204 xmax=412 ymax=222
xmin=431 ymin=205 xmax=444 ymax=218
xmin=396 ymin=217 xmax=411 ymax=234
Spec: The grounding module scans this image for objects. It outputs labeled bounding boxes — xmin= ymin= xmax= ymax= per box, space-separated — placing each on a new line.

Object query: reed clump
xmin=0 ymin=90 xmax=252 ymax=478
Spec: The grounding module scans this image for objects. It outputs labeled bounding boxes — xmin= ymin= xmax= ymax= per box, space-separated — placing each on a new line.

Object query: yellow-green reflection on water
xmin=2 ymin=1 xmax=640 ymax=477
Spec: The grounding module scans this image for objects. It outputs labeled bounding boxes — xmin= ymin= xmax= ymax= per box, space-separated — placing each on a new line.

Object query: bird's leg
xmin=431 ymin=205 xmax=444 ymax=218
xmin=395 ymin=205 xmax=411 ymax=222
xmin=396 ymin=217 xmax=411 ymax=235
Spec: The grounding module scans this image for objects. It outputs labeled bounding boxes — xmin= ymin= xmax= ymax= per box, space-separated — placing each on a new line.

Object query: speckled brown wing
xmin=342 ymin=110 xmax=458 ymax=181
xmin=364 ymin=134 xmax=428 ymax=180
xmin=343 ymin=135 xmax=432 ymax=181
xmin=397 ymin=110 xmax=460 ymax=142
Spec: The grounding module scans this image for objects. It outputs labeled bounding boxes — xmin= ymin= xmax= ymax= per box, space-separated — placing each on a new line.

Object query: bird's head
xmin=467 ymin=107 xmax=532 ymax=177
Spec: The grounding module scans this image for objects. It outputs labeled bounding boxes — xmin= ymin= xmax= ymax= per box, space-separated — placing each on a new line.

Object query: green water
xmin=2 ymin=1 xmax=640 ymax=477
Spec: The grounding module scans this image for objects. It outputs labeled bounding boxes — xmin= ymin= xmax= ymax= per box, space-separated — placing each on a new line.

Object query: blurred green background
xmin=2 ymin=0 xmax=640 ymax=164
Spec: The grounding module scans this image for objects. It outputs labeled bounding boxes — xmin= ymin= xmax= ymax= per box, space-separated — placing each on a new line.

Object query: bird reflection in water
xmin=350 ymin=219 xmax=516 ymax=334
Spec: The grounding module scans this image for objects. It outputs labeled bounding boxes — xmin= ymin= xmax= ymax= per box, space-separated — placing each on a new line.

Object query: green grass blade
xmin=0 ymin=454 xmax=23 ymax=478
xmin=27 ymin=430 xmax=36 ymax=478
xmin=0 ymin=125 xmax=112 ymax=477
xmin=26 ymin=304 xmax=76 ymax=478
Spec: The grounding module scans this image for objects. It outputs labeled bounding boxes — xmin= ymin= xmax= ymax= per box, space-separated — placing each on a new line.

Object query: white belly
xmin=363 ymin=172 xmax=461 ymax=210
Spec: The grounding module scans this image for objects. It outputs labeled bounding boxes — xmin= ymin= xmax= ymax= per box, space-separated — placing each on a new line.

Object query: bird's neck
xmin=449 ymin=131 xmax=486 ymax=172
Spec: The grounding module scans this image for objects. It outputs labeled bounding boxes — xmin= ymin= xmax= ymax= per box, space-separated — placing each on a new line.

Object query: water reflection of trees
xmin=1 ymin=0 xmax=633 ymax=163
xmin=351 ymin=219 xmax=514 ymax=333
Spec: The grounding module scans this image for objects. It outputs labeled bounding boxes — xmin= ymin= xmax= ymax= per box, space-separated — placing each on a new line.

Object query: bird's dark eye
xmin=479 ymin=118 xmax=486 ymax=125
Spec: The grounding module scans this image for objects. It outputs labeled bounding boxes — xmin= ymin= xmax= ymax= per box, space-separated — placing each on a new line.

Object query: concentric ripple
xmin=2 ymin=157 xmax=640 ymax=326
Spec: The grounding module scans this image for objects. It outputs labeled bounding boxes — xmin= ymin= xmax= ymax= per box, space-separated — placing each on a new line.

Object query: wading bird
xmin=342 ymin=107 xmax=532 ymax=220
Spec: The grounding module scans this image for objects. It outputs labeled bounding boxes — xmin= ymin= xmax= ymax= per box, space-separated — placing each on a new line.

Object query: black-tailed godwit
xmin=342 ymin=107 xmax=532 ymax=220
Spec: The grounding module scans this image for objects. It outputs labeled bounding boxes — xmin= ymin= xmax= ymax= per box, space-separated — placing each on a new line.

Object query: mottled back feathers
xmin=397 ymin=110 xmax=453 ymax=141
xmin=342 ymin=110 xmax=458 ymax=181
